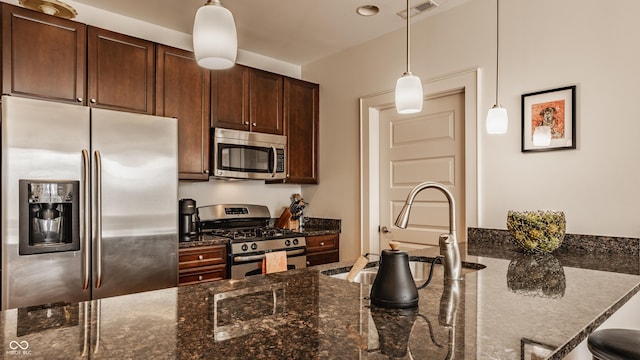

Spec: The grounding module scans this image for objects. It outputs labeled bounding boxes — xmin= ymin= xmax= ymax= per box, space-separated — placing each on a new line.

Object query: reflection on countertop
xmin=1 ymin=228 xmax=639 ymax=359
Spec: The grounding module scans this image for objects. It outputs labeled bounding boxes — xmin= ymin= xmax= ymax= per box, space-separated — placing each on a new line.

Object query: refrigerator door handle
xmin=94 ymin=150 xmax=103 ymax=289
xmin=82 ymin=149 xmax=91 ymax=290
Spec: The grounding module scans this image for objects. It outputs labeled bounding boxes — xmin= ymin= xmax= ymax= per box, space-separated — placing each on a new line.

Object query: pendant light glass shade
xmin=395 ymin=72 xmax=423 ymax=114
xmin=532 ymin=125 xmax=552 ymax=146
xmin=395 ymin=0 xmax=423 ymax=114
xmin=486 ymin=0 xmax=507 ymax=134
xmin=193 ymin=0 xmax=237 ymax=70
xmin=486 ymin=105 xmax=508 ymax=134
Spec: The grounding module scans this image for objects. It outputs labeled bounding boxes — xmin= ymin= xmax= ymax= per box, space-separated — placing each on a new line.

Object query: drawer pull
xmin=198 ymin=276 xmax=203 ymax=281
xmin=319 ymin=242 xmax=325 ymax=246
xmin=198 ymin=255 xmax=204 ymax=260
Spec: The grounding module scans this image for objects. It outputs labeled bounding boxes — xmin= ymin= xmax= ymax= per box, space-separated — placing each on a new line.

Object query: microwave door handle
xmin=271 ymin=145 xmax=277 ymax=178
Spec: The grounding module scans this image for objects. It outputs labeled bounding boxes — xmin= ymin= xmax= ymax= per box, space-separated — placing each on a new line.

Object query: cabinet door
xmin=250 ymin=69 xmax=283 ymax=135
xmin=283 ymin=78 xmax=319 ymax=184
xmin=306 ymin=234 xmax=339 ymax=266
xmin=1 ymin=3 xmax=85 ymax=104
xmin=211 ymin=64 xmax=250 ymax=131
xmin=156 ymin=45 xmax=211 ymax=181
xmin=87 ymin=26 xmax=155 ymax=114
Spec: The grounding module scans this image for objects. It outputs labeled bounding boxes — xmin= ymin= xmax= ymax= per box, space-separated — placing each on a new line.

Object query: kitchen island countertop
xmin=2 ymin=233 xmax=639 ymax=359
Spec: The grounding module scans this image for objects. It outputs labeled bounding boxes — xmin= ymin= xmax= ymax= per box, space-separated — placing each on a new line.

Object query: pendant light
xmin=193 ymin=0 xmax=237 ymax=70
xmin=486 ymin=0 xmax=508 ymax=134
xmin=395 ymin=0 xmax=423 ymax=114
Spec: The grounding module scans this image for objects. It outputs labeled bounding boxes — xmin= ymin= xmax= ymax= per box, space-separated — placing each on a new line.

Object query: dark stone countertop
xmin=177 ymin=221 xmax=341 ymax=249
xmin=178 ymin=234 xmax=229 ymax=248
xmin=2 ymin=232 xmax=639 ymax=359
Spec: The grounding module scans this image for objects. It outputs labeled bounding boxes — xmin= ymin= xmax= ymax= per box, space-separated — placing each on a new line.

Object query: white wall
xmin=302 ymin=0 xmax=640 ymax=261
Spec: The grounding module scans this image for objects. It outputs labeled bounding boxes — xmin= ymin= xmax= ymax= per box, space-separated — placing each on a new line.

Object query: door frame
xmin=359 ymin=69 xmax=479 ymax=255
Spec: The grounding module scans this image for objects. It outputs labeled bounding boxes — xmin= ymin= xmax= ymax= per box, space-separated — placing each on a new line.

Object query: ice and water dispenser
xmin=19 ymin=180 xmax=80 ymax=255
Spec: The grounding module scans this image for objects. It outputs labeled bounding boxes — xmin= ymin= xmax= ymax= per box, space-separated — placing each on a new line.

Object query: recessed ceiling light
xmin=356 ymin=5 xmax=379 ymax=16
xmin=19 ymin=0 xmax=77 ymax=19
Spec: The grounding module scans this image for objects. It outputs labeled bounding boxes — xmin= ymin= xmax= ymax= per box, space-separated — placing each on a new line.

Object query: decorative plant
xmin=506 ymin=210 xmax=566 ymax=253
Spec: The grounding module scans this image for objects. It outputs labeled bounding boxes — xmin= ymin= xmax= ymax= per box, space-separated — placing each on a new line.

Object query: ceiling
xmin=71 ymin=0 xmax=468 ymax=65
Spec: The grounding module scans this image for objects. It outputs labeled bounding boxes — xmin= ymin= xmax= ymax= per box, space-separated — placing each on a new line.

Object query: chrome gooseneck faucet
xmin=394 ymin=182 xmax=463 ymax=281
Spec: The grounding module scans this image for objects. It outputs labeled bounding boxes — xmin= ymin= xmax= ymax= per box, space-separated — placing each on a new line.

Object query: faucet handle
xmin=439 ymin=234 xmax=454 ymax=246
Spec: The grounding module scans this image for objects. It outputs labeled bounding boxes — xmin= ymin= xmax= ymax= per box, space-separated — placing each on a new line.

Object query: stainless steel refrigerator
xmin=1 ymin=95 xmax=178 ymax=310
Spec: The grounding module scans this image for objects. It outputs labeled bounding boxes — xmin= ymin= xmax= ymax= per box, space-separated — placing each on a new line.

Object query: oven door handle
xmin=233 ymin=248 xmax=305 ymax=263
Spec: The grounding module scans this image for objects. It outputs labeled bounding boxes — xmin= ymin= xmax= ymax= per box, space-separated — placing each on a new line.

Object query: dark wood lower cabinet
xmin=178 ymin=244 xmax=227 ymax=286
xmin=306 ymin=234 xmax=340 ymax=266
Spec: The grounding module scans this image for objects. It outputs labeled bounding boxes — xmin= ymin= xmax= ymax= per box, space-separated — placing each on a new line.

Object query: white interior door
xmin=378 ymin=90 xmax=465 ymax=250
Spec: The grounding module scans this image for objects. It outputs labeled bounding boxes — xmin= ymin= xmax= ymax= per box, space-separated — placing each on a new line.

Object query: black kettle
xmin=370 ymin=242 xmax=438 ymax=308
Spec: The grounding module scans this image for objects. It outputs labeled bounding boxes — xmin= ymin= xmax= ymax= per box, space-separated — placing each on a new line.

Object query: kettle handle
xmin=416 ymin=256 xmax=442 ymax=290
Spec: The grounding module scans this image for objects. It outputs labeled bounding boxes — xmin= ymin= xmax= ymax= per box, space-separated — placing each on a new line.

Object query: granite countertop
xmin=3 ymin=232 xmax=640 ymax=359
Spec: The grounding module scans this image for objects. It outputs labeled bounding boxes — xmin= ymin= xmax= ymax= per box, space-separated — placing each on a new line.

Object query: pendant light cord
xmin=406 ymin=0 xmax=411 ymax=74
xmin=495 ymin=0 xmax=500 ymax=104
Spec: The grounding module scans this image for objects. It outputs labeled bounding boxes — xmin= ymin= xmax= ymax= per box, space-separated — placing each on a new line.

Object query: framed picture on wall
xmin=521 ymin=85 xmax=576 ymax=152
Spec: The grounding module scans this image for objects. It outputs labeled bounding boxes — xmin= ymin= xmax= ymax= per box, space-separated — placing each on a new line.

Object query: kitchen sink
xmin=324 ymin=257 xmax=485 ymax=286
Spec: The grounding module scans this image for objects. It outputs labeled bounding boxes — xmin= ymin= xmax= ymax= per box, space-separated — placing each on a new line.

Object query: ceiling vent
xmin=19 ymin=0 xmax=77 ymax=19
xmin=397 ymin=0 xmax=439 ymax=19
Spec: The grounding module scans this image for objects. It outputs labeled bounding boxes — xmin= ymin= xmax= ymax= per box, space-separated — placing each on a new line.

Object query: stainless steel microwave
xmin=211 ymin=128 xmax=287 ymax=180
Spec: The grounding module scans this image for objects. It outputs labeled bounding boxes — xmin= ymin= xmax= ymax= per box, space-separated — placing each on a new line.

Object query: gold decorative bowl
xmin=506 ymin=210 xmax=566 ymax=253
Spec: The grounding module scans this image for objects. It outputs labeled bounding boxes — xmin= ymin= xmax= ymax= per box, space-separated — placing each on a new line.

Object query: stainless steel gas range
xmin=196 ymin=204 xmax=307 ymax=279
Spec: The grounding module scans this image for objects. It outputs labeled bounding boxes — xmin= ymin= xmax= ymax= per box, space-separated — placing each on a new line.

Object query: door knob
xmin=380 ymin=226 xmax=392 ymax=234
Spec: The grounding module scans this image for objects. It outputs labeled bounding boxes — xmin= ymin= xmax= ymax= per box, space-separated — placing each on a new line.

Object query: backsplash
xmin=468 ymin=227 xmax=639 ymax=256
xmin=467 ymin=227 xmax=640 ymax=275
xmin=178 ymin=180 xmax=301 ymax=217
xmin=302 ymin=217 xmax=341 ymax=232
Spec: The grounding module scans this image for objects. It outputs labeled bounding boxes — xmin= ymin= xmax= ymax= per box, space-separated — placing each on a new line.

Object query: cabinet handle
xmin=252 ymin=122 xmax=257 ymax=126
xmin=90 ymin=98 xmax=96 ymax=104
xmin=198 ymin=276 xmax=203 ymax=281
xmin=319 ymin=242 xmax=325 ymax=246
xmin=306 ymin=261 xmax=310 ymax=266
xmin=198 ymin=255 xmax=204 ymax=260
xmin=204 ymin=169 xmax=209 ymax=174
xmin=244 ymin=121 xmax=249 ymax=125
xmin=76 ymin=97 xmax=83 ymax=103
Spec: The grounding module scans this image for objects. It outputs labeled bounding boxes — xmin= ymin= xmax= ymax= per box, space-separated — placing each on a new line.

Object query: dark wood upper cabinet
xmin=156 ymin=45 xmax=211 ymax=181
xmin=212 ymin=64 xmax=283 ymax=135
xmin=282 ymin=78 xmax=319 ymax=184
xmin=1 ymin=3 xmax=86 ymax=104
xmin=87 ymin=26 xmax=155 ymax=114
xmin=249 ymin=69 xmax=283 ymax=135
xmin=211 ymin=64 xmax=249 ymax=131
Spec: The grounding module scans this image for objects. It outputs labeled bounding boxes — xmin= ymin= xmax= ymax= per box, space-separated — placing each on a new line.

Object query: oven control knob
xmin=285 ymin=239 xmax=291 ymax=247
xmin=251 ymin=243 xmax=258 ymax=251
xmin=241 ymin=244 xmax=248 ymax=252
xmin=293 ymin=238 xmax=299 ymax=245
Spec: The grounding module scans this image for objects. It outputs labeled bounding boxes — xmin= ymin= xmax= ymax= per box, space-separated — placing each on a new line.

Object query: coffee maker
xmin=179 ymin=198 xmax=197 ymax=241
